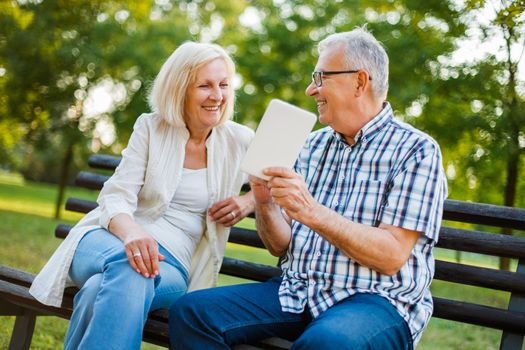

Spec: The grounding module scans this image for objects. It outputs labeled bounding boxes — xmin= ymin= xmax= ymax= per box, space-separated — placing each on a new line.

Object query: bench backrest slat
xmin=77 ymin=161 xmax=525 ymax=231
xmin=433 ymin=297 xmax=525 ymax=334
xmin=63 ymin=197 xmax=525 ymax=259
xmin=221 ymin=258 xmax=280 ymax=282
xmin=434 ymin=260 xmax=525 ymax=293
xmin=53 ymin=222 xmax=525 ymax=295
xmin=87 ymin=154 xmax=120 ymax=170
xmin=443 ymin=200 xmax=525 ymax=230
xmin=437 ymin=227 xmax=525 ymax=258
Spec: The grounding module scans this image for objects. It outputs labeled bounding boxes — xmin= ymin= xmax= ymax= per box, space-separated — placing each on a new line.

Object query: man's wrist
xmin=298 ymin=201 xmax=325 ymax=228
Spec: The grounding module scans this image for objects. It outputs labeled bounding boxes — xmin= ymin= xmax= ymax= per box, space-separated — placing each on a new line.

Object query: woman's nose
xmin=210 ymin=86 xmax=222 ymax=101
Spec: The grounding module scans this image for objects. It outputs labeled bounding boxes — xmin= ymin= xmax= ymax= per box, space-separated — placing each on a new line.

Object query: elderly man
xmin=169 ymin=27 xmax=447 ymax=349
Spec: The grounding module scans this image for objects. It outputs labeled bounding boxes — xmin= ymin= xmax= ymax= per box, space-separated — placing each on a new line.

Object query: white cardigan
xmin=29 ymin=113 xmax=254 ymax=307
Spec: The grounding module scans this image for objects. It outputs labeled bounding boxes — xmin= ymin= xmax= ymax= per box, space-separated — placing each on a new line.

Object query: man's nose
xmin=305 ymin=80 xmax=318 ymax=96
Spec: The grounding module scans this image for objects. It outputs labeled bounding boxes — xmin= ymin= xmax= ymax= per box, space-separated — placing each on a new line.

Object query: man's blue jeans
xmin=64 ymin=228 xmax=188 ymax=350
xmin=169 ymin=277 xmax=413 ymax=350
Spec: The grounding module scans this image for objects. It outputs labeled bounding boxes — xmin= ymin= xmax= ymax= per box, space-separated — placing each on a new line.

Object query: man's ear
xmin=354 ymin=70 xmax=370 ymax=97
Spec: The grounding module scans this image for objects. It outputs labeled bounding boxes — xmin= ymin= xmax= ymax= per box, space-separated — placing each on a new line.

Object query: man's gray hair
xmin=318 ymin=27 xmax=389 ymax=100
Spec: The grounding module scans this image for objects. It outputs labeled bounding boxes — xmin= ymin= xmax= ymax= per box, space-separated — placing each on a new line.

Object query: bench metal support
xmin=500 ymin=257 xmax=525 ymax=350
xmin=8 ymin=309 xmax=37 ymax=350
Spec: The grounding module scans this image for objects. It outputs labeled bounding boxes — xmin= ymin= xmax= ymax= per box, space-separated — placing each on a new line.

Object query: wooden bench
xmin=1 ymin=153 xmax=525 ymax=350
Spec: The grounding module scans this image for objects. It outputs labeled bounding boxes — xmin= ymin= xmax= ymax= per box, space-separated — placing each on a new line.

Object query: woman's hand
xmin=208 ymin=191 xmax=255 ymax=227
xmin=109 ymin=214 xmax=165 ymax=278
xmin=123 ymin=228 xmax=165 ymax=278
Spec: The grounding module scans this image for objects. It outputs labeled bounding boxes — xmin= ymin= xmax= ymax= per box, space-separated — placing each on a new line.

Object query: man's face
xmin=305 ymin=45 xmax=357 ymax=131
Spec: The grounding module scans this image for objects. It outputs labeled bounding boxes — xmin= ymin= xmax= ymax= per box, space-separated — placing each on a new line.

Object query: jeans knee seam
xmin=220 ymin=318 xmax=303 ymax=334
xmin=154 ymin=287 xmax=188 ymax=297
xmin=364 ymin=321 xmax=412 ymax=349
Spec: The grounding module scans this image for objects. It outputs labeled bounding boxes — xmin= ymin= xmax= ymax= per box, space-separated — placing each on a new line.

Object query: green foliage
xmin=0 ymin=0 xmax=194 ymax=181
xmin=410 ymin=2 xmax=525 ymax=208
xmin=0 ymin=0 xmax=524 ymax=206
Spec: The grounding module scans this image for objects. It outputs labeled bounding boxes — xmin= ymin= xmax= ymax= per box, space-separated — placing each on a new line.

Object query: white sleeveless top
xmin=144 ymin=168 xmax=209 ymax=271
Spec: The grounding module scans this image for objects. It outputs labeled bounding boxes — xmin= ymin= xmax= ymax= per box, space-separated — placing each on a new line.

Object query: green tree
xmin=0 ymin=0 xmax=193 ymax=217
xmin=222 ymin=0 xmax=465 ymax=129
xmin=412 ymin=0 xmax=525 ymax=269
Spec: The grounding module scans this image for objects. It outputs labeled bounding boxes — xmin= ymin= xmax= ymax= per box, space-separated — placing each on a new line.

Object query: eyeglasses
xmin=312 ymin=70 xmax=372 ymax=87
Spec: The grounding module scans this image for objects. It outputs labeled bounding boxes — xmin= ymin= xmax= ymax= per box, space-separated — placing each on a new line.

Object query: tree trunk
xmin=499 ymin=134 xmax=520 ymax=271
xmin=498 ymin=22 xmax=520 ymax=271
xmin=54 ymin=142 xmax=74 ymax=219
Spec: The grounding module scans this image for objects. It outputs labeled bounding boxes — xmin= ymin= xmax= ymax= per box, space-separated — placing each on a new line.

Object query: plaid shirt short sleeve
xmin=381 ymin=140 xmax=447 ymax=242
xmin=278 ymin=103 xmax=448 ymax=346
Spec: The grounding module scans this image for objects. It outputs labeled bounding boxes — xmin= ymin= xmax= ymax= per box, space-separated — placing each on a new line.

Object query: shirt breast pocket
xmin=344 ymin=179 xmax=385 ymax=227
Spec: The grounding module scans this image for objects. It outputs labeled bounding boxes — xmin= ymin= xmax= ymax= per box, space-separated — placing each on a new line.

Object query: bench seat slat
xmin=0 ymin=265 xmax=34 ymax=287
xmin=3 ymin=267 xmax=525 ymax=335
xmin=0 ymin=278 xmax=181 ymax=349
xmin=0 ymin=281 xmax=73 ymax=319
xmin=142 ymin=318 xmax=170 ymax=347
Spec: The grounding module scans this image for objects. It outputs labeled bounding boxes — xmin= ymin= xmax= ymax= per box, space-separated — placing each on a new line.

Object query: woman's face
xmin=184 ymin=58 xmax=230 ymax=134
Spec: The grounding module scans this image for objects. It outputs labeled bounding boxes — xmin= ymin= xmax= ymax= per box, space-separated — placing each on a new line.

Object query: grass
xmin=0 ymin=174 xmax=517 ymax=349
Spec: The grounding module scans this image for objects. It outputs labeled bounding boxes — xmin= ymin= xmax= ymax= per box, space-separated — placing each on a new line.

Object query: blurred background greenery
xmin=1 ymin=0 xmax=524 ymax=215
xmin=0 ymin=0 xmax=524 ymax=348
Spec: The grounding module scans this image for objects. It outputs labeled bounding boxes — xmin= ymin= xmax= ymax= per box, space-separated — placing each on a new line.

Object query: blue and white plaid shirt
xmin=278 ymin=102 xmax=447 ymax=345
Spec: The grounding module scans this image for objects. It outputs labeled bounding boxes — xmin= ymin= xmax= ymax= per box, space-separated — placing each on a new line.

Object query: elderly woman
xmin=29 ymin=42 xmax=255 ymax=349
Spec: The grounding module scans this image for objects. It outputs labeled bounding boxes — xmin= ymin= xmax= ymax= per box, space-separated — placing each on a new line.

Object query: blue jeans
xmin=169 ymin=277 xmax=413 ymax=350
xmin=64 ymin=228 xmax=188 ymax=350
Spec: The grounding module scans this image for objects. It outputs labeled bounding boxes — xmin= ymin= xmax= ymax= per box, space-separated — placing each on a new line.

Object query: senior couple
xmin=30 ymin=27 xmax=447 ymax=350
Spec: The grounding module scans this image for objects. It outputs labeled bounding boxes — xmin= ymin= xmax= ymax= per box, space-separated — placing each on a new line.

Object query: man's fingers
xmin=270 ymin=188 xmax=289 ymax=198
xmin=263 ymin=167 xmax=295 ymax=178
xmin=248 ymin=175 xmax=267 ymax=183
xmin=268 ymin=176 xmax=297 ymax=189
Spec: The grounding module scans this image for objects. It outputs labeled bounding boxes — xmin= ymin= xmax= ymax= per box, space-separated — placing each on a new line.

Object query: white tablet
xmin=241 ymin=99 xmax=317 ymax=180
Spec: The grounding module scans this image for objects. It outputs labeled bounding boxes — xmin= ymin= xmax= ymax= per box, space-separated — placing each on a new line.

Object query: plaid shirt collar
xmin=332 ymin=102 xmax=393 ymax=146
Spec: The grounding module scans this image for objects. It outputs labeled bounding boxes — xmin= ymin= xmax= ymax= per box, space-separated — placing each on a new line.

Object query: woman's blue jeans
xmin=169 ymin=277 xmax=413 ymax=350
xmin=63 ymin=228 xmax=188 ymax=350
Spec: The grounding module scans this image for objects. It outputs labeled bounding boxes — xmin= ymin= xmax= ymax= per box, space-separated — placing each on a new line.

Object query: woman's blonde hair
xmin=148 ymin=42 xmax=236 ymax=127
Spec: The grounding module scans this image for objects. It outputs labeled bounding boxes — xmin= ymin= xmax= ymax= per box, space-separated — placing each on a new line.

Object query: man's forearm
xmin=301 ymin=204 xmax=419 ymax=275
xmin=255 ymin=203 xmax=291 ymax=257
